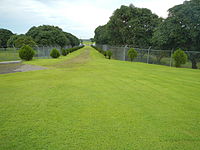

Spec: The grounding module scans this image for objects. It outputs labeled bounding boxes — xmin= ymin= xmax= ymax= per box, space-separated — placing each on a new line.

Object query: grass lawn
xmin=0 ymin=46 xmax=200 ymax=150
xmin=0 ymin=50 xmax=20 ymax=62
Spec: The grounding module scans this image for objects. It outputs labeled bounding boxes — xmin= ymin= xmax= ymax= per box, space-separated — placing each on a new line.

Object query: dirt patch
xmin=52 ymin=49 xmax=90 ymax=68
xmin=0 ymin=63 xmax=47 ymax=74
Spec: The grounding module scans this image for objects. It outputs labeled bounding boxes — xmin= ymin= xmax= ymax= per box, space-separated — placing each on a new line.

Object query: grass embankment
xmin=0 ymin=46 xmax=200 ymax=150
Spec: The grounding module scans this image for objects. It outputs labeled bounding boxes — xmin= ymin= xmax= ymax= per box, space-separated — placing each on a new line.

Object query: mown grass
xmin=0 ymin=46 xmax=200 ymax=150
xmin=0 ymin=51 xmax=20 ymax=62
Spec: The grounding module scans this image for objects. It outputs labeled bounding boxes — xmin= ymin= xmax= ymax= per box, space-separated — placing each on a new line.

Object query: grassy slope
xmin=0 ymin=46 xmax=200 ymax=150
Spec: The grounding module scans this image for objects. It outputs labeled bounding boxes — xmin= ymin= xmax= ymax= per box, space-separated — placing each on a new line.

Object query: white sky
xmin=0 ymin=0 xmax=185 ymax=39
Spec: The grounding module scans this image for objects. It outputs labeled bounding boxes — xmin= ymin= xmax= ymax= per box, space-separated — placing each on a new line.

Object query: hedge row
xmin=52 ymin=45 xmax=85 ymax=58
xmin=66 ymin=45 xmax=85 ymax=53
xmin=91 ymin=45 xmax=112 ymax=59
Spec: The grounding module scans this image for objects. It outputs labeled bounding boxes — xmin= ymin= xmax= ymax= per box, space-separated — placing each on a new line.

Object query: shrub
xmin=91 ymin=45 xmax=108 ymax=58
xmin=103 ymin=51 xmax=107 ymax=58
xmin=173 ymin=49 xmax=188 ymax=67
xmin=128 ymin=48 xmax=138 ymax=61
xmin=61 ymin=48 xmax=67 ymax=56
xmin=19 ymin=45 xmax=35 ymax=61
xmin=50 ymin=48 xmax=60 ymax=58
xmin=107 ymin=50 xmax=112 ymax=59
xmin=66 ymin=45 xmax=84 ymax=54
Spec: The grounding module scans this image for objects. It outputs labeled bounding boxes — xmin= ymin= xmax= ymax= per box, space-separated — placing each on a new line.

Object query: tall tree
xmin=63 ymin=32 xmax=80 ymax=47
xmin=26 ymin=25 xmax=70 ymax=48
xmin=152 ymin=0 xmax=200 ymax=69
xmin=7 ymin=34 xmax=36 ymax=48
xmin=94 ymin=5 xmax=161 ymax=47
xmin=94 ymin=25 xmax=110 ymax=44
xmin=0 ymin=28 xmax=14 ymax=48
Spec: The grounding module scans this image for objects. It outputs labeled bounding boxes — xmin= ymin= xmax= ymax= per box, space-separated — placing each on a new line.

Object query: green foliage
xmin=19 ymin=45 xmax=35 ymax=61
xmin=66 ymin=46 xmax=84 ymax=54
xmin=14 ymin=35 xmax=36 ymax=48
xmin=91 ymin=45 xmax=106 ymax=58
xmin=173 ymin=49 xmax=188 ymax=67
xmin=61 ymin=48 xmax=67 ymax=56
xmin=103 ymin=51 xmax=107 ymax=58
xmin=94 ymin=25 xmax=110 ymax=44
xmin=26 ymin=25 xmax=70 ymax=47
xmin=94 ymin=5 xmax=161 ymax=46
xmin=50 ymin=48 xmax=60 ymax=58
xmin=0 ymin=28 xmax=14 ymax=48
xmin=7 ymin=35 xmax=18 ymax=47
xmin=106 ymin=50 xmax=112 ymax=59
xmin=63 ymin=32 xmax=80 ymax=47
xmin=90 ymin=38 xmax=94 ymax=43
xmin=128 ymin=48 xmax=138 ymax=61
xmin=152 ymin=0 xmax=200 ymax=69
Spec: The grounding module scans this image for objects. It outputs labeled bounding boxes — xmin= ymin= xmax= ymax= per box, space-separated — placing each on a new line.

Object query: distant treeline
xmin=94 ymin=0 xmax=200 ymax=68
xmin=0 ymin=25 xmax=80 ymax=48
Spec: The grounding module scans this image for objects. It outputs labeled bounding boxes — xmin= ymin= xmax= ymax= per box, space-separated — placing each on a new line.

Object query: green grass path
xmin=0 ymin=46 xmax=200 ymax=150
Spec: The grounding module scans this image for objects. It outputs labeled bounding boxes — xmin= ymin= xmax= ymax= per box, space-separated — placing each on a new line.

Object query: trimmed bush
xmin=128 ymin=48 xmax=138 ymax=61
xmin=91 ymin=45 xmax=108 ymax=58
xmin=103 ymin=51 xmax=107 ymax=58
xmin=19 ymin=45 xmax=35 ymax=61
xmin=66 ymin=45 xmax=84 ymax=54
xmin=107 ymin=50 xmax=112 ymax=59
xmin=61 ymin=48 xmax=67 ymax=56
xmin=173 ymin=49 xmax=187 ymax=67
xmin=50 ymin=48 xmax=60 ymax=58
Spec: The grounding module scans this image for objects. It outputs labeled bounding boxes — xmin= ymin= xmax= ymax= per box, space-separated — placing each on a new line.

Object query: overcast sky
xmin=0 ymin=0 xmax=185 ymax=39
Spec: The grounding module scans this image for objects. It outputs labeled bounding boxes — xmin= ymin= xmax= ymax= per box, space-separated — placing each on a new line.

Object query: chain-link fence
xmin=96 ymin=44 xmax=200 ymax=69
xmin=0 ymin=45 xmax=72 ymax=62
xmin=0 ymin=48 xmax=20 ymax=61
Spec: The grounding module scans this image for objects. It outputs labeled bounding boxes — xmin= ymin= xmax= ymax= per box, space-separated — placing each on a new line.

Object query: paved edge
xmin=0 ymin=60 xmax=22 ymax=64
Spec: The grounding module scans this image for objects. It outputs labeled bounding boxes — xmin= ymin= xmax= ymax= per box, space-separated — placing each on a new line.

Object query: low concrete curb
xmin=0 ymin=60 xmax=22 ymax=64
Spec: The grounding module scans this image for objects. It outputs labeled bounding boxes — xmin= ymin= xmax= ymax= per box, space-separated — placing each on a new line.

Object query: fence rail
xmin=96 ymin=44 xmax=200 ymax=69
xmin=0 ymin=45 xmax=72 ymax=62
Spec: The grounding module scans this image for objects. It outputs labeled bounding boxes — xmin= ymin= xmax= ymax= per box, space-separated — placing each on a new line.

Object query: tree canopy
xmin=152 ymin=0 xmax=200 ymax=68
xmin=94 ymin=5 xmax=161 ymax=47
xmin=0 ymin=28 xmax=14 ymax=48
xmin=26 ymin=25 xmax=79 ymax=47
xmin=63 ymin=32 xmax=80 ymax=47
xmin=94 ymin=25 xmax=110 ymax=44
xmin=7 ymin=34 xmax=36 ymax=48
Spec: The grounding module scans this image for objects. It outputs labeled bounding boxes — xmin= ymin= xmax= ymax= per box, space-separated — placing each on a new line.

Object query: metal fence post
xmin=124 ymin=45 xmax=128 ymax=61
xmin=170 ymin=49 xmax=173 ymax=67
xmin=147 ymin=46 xmax=151 ymax=64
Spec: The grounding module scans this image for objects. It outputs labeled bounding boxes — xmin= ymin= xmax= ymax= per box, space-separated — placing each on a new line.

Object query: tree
xmin=7 ymin=34 xmax=36 ymax=48
xmin=63 ymin=32 xmax=80 ymax=47
xmin=90 ymin=38 xmax=94 ymax=43
xmin=94 ymin=25 xmax=110 ymax=44
xmin=173 ymin=49 xmax=188 ymax=67
xmin=7 ymin=35 xmax=18 ymax=47
xmin=0 ymin=28 xmax=13 ymax=48
xmin=26 ymin=25 xmax=70 ymax=48
xmin=152 ymin=0 xmax=200 ymax=69
xmin=128 ymin=48 xmax=138 ymax=61
xmin=15 ymin=35 xmax=36 ymax=48
xmin=96 ymin=5 xmax=161 ymax=47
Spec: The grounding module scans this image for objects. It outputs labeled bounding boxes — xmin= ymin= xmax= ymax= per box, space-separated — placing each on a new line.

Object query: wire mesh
xmin=0 ymin=45 xmax=73 ymax=61
xmin=96 ymin=44 xmax=200 ymax=69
